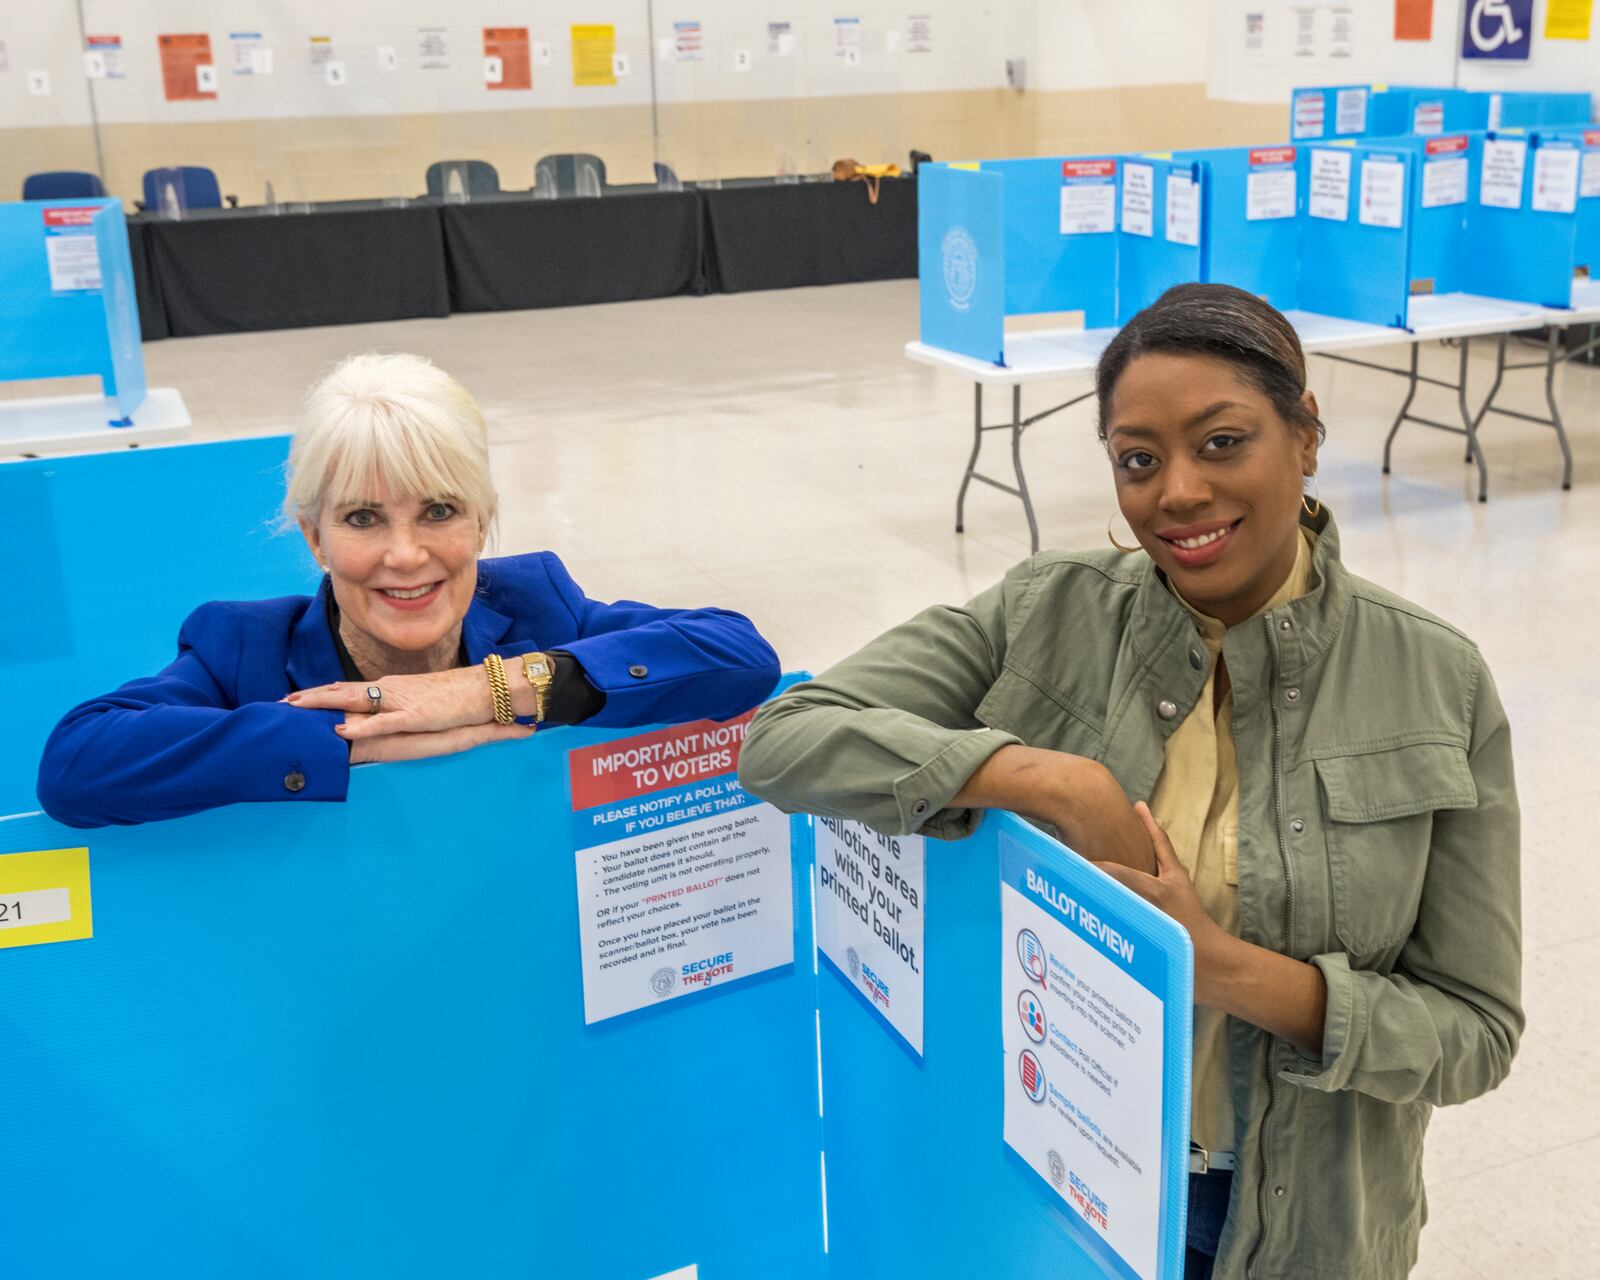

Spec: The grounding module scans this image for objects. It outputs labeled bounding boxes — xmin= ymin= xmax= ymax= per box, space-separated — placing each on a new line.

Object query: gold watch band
xmin=520 ymin=651 xmax=554 ymax=723
xmin=483 ymin=653 xmax=516 ymax=726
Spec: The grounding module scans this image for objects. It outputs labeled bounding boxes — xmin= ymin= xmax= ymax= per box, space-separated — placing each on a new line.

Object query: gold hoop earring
xmin=1302 ymin=476 xmax=1321 ymax=519
xmin=1107 ymin=513 xmax=1142 ymax=553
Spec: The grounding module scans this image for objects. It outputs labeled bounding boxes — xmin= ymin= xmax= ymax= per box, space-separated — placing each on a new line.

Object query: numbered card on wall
xmin=612 ymin=51 xmax=631 ymax=77
xmin=324 ymin=61 xmax=346 ymax=87
xmin=28 ymin=68 xmax=52 ymax=95
xmin=484 ymin=55 xmax=503 ymax=84
xmin=532 ymin=41 xmax=552 ymax=66
xmin=196 ymin=64 xmax=218 ymax=93
xmin=83 ymin=52 xmax=107 ymax=79
xmin=734 ymin=48 xmax=752 ymax=72
xmin=250 ymin=48 xmax=275 ymax=75
xmin=377 ymin=45 xmax=398 ymax=72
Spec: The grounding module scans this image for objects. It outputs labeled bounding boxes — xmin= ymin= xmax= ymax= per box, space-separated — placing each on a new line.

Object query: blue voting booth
xmin=0 ymin=198 xmax=146 ymax=422
xmin=1294 ymin=140 xmax=1415 ymax=328
xmin=918 ymin=157 xmax=1121 ymax=364
xmin=1460 ymin=129 xmax=1584 ymax=309
xmin=2 ymin=439 xmax=1198 ymax=1278
xmin=1115 ymin=156 xmax=1205 ymax=321
xmin=1169 ymin=146 xmax=1300 ymax=310
xmin=1294 ymin=84 xmax=1591 ymax=142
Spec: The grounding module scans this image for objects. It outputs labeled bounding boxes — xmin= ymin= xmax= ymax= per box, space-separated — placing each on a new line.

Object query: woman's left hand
xmin=1094 ymin=802 xmax=1234 ymax=1006
xmin=286 ymin=667 xmax=495 ymax=740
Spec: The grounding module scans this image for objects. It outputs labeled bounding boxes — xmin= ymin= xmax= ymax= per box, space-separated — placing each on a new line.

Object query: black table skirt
xmin=126 ymin=221 xmax=170 ymax=342
xmin=143 ymin=206 xmax=451 ymax=337
xmin=701 ymin=179 xmax=917 ymax=294
xmin=442 ymin=192 xmax=705 ymax=312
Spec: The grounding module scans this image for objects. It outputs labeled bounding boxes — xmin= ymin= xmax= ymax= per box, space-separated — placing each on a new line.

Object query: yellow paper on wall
xmin=1545 ymin=0 xmax=1594 ymax=40
xmin=0 ymin=847 xmax=92 ymax=950
xmin=571 ymin=24 xmax=617 ymax=86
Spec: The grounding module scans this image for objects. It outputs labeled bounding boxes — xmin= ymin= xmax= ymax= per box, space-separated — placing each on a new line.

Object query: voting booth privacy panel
xmin=0 ymin=198 xmax=146 ymax=419
xmin=2 ymin=440 xmax=1197 ymax=1278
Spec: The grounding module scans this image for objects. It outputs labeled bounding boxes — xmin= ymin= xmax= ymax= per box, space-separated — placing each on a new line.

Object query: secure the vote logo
xmin=1017 ymin=928 xmax=1047 ymax=984
xmin=1018 ymin=1048 xmax=1048 ymax=1103
xmin=1017 ymin=989 xmax=1047 ymax=1044
xmin=941 ymin=226 xmax=978 ymax=312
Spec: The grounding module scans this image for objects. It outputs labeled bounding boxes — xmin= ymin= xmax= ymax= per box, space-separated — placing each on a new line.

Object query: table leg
xmin=1381 ymin=343 xmax=1420 ymax=476
xmin=1545 ymin=327 xmax=1575 ymax=492
xmin=1456 ymin=336 xmax=1490 ymax=502
xmin=956 ymin=382 xmax=982 ymax=534
xmin=1011 ymin=385 xmax=1040 ymax=554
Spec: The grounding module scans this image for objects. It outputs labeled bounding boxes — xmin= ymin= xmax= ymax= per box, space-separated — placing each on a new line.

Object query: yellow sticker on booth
xmin=1143 ymin=151 xmax=1174 ymax=160
xmin=949 ymin=162 xmax=980 ymax=171
xmin=0 ymin=848 xmax=92 ymax=949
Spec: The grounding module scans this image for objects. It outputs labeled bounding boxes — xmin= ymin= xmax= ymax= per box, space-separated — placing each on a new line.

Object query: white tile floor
xmin=121 ymin=282 xmax=1600 ymax=1274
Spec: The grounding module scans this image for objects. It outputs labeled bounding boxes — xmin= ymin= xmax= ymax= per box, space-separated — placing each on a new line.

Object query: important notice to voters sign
xmin=815 ymin=818 xmax=925 ymax=1057
xmin=1001 ymin=832 xmax=1188 ymax=1280
xmin=568 ymin=711 xmax=794 ymax=1024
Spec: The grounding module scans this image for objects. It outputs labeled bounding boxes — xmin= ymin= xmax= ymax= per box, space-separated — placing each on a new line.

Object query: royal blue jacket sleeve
xmin=533 ymin=555 xmax=780 ymax=728
xmin=36 ymin=603 xmax=349 ymax=829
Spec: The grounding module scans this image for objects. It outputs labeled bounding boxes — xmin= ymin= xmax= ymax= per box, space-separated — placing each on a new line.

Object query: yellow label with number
xmin=0 ymin=848 xmax=92 ymax=949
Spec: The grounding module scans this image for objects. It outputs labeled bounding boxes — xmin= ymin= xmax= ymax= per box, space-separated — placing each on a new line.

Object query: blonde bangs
xmin=285 ymin=353 xmax=498 ymax=531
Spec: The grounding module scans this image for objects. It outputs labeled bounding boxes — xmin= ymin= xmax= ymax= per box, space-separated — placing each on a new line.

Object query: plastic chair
xmin=22 ymin=171 xmax=106 ymax=200
xmin=424 ymin=160 xmax=500 ymax=198
xmin=534 ymin=153 xmax=608 ymax=197
xmin=139 ymin=166 xmax=237 ymax=211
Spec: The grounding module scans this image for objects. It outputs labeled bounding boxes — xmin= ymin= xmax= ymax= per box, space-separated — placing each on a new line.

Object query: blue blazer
xmin=39 ymin=552 xmax=780 ymax=828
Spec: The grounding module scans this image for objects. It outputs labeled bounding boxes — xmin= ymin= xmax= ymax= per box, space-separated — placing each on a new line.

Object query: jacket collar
xmin=284 ymin=575 xmax=517 ymax=691
xmin=1129 ymin=506 xmax=1351 ymax=675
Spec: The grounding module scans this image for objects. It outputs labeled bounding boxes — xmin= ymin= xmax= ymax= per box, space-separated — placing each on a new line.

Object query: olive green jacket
xmin=739 ymin=509 xmax=1522 ymax=1280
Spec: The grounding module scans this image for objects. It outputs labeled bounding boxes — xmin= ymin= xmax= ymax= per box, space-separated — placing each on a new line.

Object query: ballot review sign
xmin=1001 ymin=834 xmax=1181 ymax=1280
xmin=568 ymin=711 xmax=794 ymax=1024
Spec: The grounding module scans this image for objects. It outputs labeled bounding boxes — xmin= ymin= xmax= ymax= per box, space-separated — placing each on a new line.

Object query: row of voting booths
xmin=918 ymin=90 xmax=1600 ymax=366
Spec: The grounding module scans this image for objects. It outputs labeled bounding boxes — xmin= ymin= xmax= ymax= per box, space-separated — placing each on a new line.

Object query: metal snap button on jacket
xmin=1188 ymin=647 xmax=1205 ymax=671
xmin=911 ymin=799 xmax=930 ymax=817
xmin=283 ymin=771 xmax=306 ymax=793
xmin=1157 ymin=699 xmax=1179 ymax=721
xmin=628 ymin=664 xmax=649 ymax=678
xmin=1285 ymin=687 xmax=1302 ymax=703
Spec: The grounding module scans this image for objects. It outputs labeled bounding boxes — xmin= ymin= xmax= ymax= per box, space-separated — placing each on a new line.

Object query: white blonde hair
xmin=284 ymin=352 xmax=498 ymax=532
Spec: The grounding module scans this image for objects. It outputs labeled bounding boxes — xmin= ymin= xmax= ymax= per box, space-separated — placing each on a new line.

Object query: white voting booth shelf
xmin=914 ymin=129 xmax=1590 ymax=547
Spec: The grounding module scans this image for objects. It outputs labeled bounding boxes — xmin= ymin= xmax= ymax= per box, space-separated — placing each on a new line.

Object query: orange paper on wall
xmin=158 ymin=32 xmax=216 ymax=101
xmin=485 ymin=27 xmax=532 ymax=90
xmin=1394 ymin=0 xmax=1434 ymax=41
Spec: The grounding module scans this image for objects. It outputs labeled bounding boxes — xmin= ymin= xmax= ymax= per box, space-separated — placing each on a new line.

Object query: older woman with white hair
xmin=38 ymin=352 xmax=781 ymax=828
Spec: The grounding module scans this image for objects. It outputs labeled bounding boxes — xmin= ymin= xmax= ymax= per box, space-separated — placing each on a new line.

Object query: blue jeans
xmin=1185 ymin=1170 xmax=1234 ymax=1280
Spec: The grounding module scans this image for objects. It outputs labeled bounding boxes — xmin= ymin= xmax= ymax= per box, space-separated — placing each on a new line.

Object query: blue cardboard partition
xmin=1368 ymin=86 xmax=1476 ymax=138
xmin=986 ymin=156 xmax=1120 ymax=324
xmin=1371 ymin=132 xmax=1476 ymax=296
xmin=1295 ymin=142 xmax=1413 ymax=329
xmin=1171 ymin=145 xmax=1301 ymax=310
xmin=918 ymin=164 xmax=1007 ymax=364
xmin=1463 ymin=130 xmax=1582 ymax=308
xmin=1290 ymin=84 xmax=1372 ymax=142
xmin=1488 ymin=90 xmax=1592 ymax=129
xmin=0 ymin=197 xmax=145 ymax=415
xmin=1116 ymin=156 xmax=1205 ymax=322
xmin=0 ymin=725 xmax=826 ymax=1279
xmin=1576 ymin=129 xmax=1600 ymax=275
xmin=823 ymin=810 xmax=1193 ymax=1280
xmin=0 ymin=436 xmax=308 ymax=817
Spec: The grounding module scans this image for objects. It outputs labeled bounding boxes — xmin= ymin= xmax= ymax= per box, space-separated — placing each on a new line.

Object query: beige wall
xmin=5 ymin=85 xmax=1283 ymax=206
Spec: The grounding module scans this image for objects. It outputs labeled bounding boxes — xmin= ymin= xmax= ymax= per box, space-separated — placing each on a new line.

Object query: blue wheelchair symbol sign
xmin=1461 ymin=0 xmax=1532 ymax=61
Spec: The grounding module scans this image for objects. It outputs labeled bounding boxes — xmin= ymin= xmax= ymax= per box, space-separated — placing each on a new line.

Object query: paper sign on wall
xmin=572 ymin=24 xmax=617 ymax=86
xmin=484 ymin=28 xmax=531 ymax=90
xmin=1121 ymin=162 xmax=1154 ymax=237
xmin=734 ymin=49 xmax=752 ymax=72
xmin=378 ymin=46 xmax=398 ymax=72
xmin=1480 ymin=137 xmax=1528 ymax=209
xmin=1323 ymin=5 xmax=1355 ymax=58
xmin=1246 ymin=147 xmax=1297 ymax=220
xmin=230 ymin=32 xmax=264 ymax=75
xmin=417 ymin=27 xmax=449 ymax=70
xmin=1532 ymin=144 xmax=1581 ymax=213
xmin=568 ymin=712 xmax=793 ymax=1025
xmin=1292 ymin=91 xmax=1325 ymax=140
xmin=1395 ymin=0 xmax=1434 ymax=41
xmin=308 ymin=36 xmax=336 ymax=68
xmin=834 ymin=16 xmax=863 ymax=60
xmin=815 ymin=818 xmax=925 ymax=1057
xmin=1359 ymin=157 xmax=1406 ymax=228
xmin=1544 ymin=0 xmax=1593 ymax=41
xmin=84 ymin=35 xmax=124 ymax=79
xmin=1335 ymin=86 xmax=1367 ymax=135
xmin=768 ymin=22 xmax=796 ymax=56
xmin=673 ymin=20 xmax=704 ymax=61
xmin=533 ymin=42 xmax=552 ymax=66
xmin=158 ymin=33 xmax=216 ymax=101
xmin=1001 ymin=837 xmax=1166 ymax=1280
xmin=1422 ymin=135 xmax=1469 ymax=207
xmin=907 ymin=14 xmax=933 ymax=52
xmin=0 ymin=847 xmax=92 ymax=950
xmin=27 ymin=68 xmax=51 ymax=96
xmin=1165 ymin=170 xmax=1201 ymax=245
xmin=323 ymin=61 xmax=346 ymax=87
xmin=1309 ymin=148 xmax=1352 ymax=220
xmin=1061 ymin=160 xmax=1117 ymax=235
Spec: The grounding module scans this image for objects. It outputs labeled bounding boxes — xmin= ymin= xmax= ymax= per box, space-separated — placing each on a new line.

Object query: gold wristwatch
xmin=520 ymin=652 xmax=554 ymax=723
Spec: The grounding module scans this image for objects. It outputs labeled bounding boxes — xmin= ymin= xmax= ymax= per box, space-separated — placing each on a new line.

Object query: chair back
xmin=534 ymin=153 xmax=608 ymax=197
xmin=424 ymin=160 xmax=500 ymax=198
xmin=22 ymin=171 xmax=107 ymax=200
xmin=142 ymin=166 xmax=223 ymax=211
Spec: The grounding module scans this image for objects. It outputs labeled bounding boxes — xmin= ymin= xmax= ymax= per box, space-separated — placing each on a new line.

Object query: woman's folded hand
xmin=287 ymin=666 xmax=495 ymax=739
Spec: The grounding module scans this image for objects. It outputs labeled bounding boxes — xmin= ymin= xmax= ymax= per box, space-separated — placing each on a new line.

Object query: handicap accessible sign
xmin=1461 ymin=0 xmax=1532 ymax=61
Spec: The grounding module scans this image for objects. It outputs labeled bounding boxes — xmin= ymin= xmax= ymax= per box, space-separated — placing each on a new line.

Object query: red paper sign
xmin=1394 ymin=0 xmax=1434 ymax=41
xmin=568 ymin=710 xmax=755 ymax=811
xmin=1586 ymin=130 xmax=1600 ymax=148
xmin=42 ymin=207 xmax=98 ymax=227
xmin=1425 ymin=135 xmax=1469 ymax=155
xmin=1062 ymin=160 xmax=1117 ymax=179
xmin=484 ymin=27 xmax=532 ymax=91
xmin=1249 ymin=147 xmax=1297 ymax=166
xmin=157 ymin=33 xmax=215 ymax=102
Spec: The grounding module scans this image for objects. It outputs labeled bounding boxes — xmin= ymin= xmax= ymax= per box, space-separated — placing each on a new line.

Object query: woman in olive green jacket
xmin=739 ymin=284 xmax=1521 ymax=1280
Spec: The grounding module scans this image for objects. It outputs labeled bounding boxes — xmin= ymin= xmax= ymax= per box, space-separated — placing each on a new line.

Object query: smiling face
xmin=299 ymin=480 xmax=485 ymax=668
xmin=1104 ymin=352 xmax=1320 ymax=626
